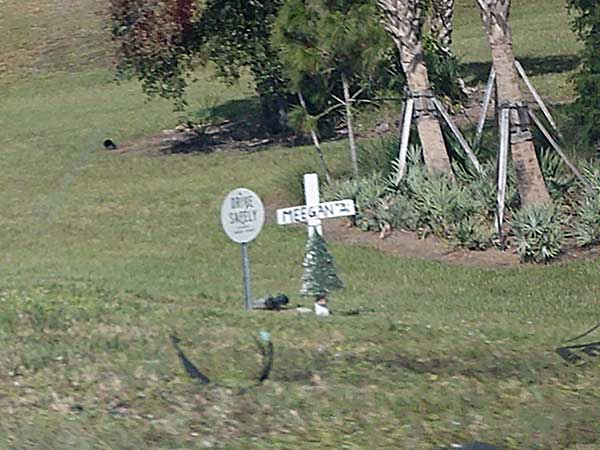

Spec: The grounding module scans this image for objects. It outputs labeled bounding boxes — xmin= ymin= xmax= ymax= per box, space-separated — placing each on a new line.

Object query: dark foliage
xmin=566 ymin=0 xmax=600 ymax=149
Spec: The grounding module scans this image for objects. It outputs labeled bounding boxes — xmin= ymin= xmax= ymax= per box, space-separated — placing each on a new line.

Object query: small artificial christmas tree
xmin=300 ymin=231 xmax=343 ymax=296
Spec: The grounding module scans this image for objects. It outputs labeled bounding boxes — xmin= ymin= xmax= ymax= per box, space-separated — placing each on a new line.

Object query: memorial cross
xmin=276 ymin=173 xmax=355 ymax=237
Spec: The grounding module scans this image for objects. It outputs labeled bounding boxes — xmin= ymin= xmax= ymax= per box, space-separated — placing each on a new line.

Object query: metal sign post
xmin=241 ymin=243 xmax=252 ymax=310
xmin=221 ymin=188 xmax=265 ymax=311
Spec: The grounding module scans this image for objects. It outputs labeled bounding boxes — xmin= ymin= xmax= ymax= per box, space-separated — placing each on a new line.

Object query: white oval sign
xmin=221 ymin=188 xmax=265 ymax=244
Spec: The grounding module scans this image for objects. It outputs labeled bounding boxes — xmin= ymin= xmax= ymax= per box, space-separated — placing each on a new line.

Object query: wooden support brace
xmin=432 ymin=97 xmax=483 ymax=174
xmin=395 ymin=98 xmax=414 ymax=185
xmin=529 ymin=110 xmax=595 ymax=195
xmin=475 ymin=67 xmax=496 ymax=147
xmin=515 ymin=60 xmax=564 ymax=140
xmin=496 ymin=107 xmax=510 ymax=243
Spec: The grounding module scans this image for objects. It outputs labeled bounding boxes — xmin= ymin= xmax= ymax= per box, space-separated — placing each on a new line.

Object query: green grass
xmin=1 ymin=0 xmax=599 ymax=448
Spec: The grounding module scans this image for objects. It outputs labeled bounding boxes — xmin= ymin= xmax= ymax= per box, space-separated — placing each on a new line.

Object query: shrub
xmin=538 ymin=148 xmax=576 ymax=200
xmin=511 ymin=203 xmax=566 ymax=263
xmin=449 ymin=217 xmax=493 ymax=250
xmin=580 ymin=158 xmax=600 ymax=191
xmin=385 ymin=194 xmax=420 ymax=231
xmin=357 ymin=136 xmax=398 ymax=177
xmin=566 ymin=0 xmax=600 ymax=150
xmin=422 ymin=35 xmax=465 ymax=103
xmin=572 ymin=194 xmax=600 ymax=247
xmin=325 ymin=172 xmax=389 ymax=230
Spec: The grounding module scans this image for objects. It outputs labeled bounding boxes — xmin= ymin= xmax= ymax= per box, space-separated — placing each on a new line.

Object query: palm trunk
xmin=430 ymin=0 xmax=454 ymax=58
xmin=341 ymin=73 xmax=359 ymax=178
xmin=379 ymin=0 xmax=452 ymax=176
xmin=477 ymin=0 xmax=550 ymax=205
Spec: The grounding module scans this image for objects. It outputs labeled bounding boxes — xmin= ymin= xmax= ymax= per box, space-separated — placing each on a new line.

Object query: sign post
xmin=276 ymin=173 xmax=356 ymax=235
xmin=221 ymin=188 xmax=265 ymax=310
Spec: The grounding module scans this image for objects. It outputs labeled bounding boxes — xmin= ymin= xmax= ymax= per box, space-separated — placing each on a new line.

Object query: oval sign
xmin=220 ymin=188 xmax=265 ymax=244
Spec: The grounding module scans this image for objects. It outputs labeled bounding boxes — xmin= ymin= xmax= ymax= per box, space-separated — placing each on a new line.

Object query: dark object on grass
xmin=441 ymin=443 xmax=502 ymax=450
xmin=460 ymin=443 xmax=502 ymax=450
xmin=103 ymin=139 xmax=118 ymax=150
xmin=556 ymin=340 xmax=600 ymax=365
xmin=170 ymin=334 xmax=210 ymax=384
xmin=556 ymin=320 xmax=600 ymax=364
xmin=169 ymin=332 xmax=274 ymax=387
xmin=254 ymin=294 xmax=289 ymax=310
xmin=265 ymin=294 xmax=289 ymax=310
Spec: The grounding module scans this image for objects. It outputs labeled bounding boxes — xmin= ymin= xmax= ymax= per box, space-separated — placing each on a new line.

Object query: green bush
xmin=385 ymin=194 xmax=420 ymax=231
xmin=566 ymin=0 xmax=600 ymax=150
xmin=572 ymin=194 xmax=600 ymax=247
xmin=580 ymin=158 xmax=600 ymax=191
xmin=357 ymin=136 xmax=399 ymax=177
xmin=511 ymin=203 xmax=566 ymax=263
xmin=423 ymin=34 xmax=465 ymax=102
xmin=324 ymin=172 xmax=390 ymax=230
xmin=538 ymin=148 xmax=576 ymax=200
xmin=449 ymin=217 xmax=493 ymax=250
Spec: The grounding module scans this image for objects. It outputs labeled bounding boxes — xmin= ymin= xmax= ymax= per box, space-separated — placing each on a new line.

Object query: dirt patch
xmin=112 ymin=119 xmax=303 ymax=155
xmin=323 ymin=218 xmax=520 ymax=268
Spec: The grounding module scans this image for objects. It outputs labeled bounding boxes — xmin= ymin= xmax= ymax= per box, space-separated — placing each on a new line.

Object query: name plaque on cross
xmin=276 ymin=173 xmax=355 ymax=236
xmin=276 ymin=200 xmax=355 ymax=225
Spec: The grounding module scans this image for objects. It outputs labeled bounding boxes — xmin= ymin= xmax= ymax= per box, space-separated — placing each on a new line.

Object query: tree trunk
xmin=297 ymin=92 xmax=333 ymax=185
xmin=341 ymin=73 xmax=359 ymax=178
xmin=430 ymin=0 xmax=455 ymax=58
xmin=379 ymin=0 xmax=452 ymax=176
xmin=477 ymin=0 xmax=550 ymax=205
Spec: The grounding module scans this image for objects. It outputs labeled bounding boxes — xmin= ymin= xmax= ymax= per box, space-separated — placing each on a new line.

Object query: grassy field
xmin=1 ymin=0 xmax=599 ymax=449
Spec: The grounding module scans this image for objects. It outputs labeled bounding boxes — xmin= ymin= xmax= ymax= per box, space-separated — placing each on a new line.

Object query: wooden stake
xmin=529 ymin=110 xmax=595 ymax=194
xmin=515 ymin=60 xmax=564 ymax=140
xmin=432 ymin=97 xmax=483 ymax=174
xmin=496 ymin=107 xmax=510 ymax=243
xmin=395 ymin=98 xmax=414 ymax=185
xmin=475 ymin=67 xmax=496 ymax=147
xmin=297 ymin=92 xmax=332 ymax=185
xmin=341 ymin=73 xmax=358 ymax=178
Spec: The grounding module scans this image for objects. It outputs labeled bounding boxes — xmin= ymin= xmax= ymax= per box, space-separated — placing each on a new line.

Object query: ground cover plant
xmin=2 ymin=0 xmax=600 ymax=449
xmin=326 ymin=138 xmax=600 ymax=263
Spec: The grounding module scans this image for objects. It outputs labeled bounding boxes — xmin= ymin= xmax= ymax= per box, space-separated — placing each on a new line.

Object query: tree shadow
xmin=158 ymin=97 xmax=300 ymax=154
xmin=189 ymin=97 xmax=262 ymax=128
xmin=462 ymin=54 xmax=581 ymax=85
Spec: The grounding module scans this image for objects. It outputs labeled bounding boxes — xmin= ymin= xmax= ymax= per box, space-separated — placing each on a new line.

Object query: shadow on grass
xmin=192 ymin=97 xmax=262 ymax=125
xmin=462 ymin=54 xmax=581 ymax=84
xmin=158 ymin=97 xmax=299 ymax=154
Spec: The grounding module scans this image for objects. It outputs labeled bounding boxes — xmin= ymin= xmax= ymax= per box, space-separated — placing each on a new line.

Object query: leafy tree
xmin=567 ymin=0 xmax=600 ymax=151
xmin=274 ymin=0 xmax=391 ymax=176
xmin=109 ymin=0 xmax=290 ymax=133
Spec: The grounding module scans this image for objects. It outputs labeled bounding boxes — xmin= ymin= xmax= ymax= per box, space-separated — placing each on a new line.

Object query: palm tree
xmin=477 ymin=0 xmax=550 ymax=205
xmin=378 ymin=0 xmax=452 ymax=175
xmin=430 ymin=0 xmax=455 ymax=58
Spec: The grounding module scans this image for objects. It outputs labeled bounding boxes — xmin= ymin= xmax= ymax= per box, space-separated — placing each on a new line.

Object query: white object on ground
xmin=314 ymin=303 xmax=330 ymax=316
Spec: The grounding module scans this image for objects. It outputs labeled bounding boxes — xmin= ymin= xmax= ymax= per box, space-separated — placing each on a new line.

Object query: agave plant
xmin=580 ymin=159 xmax=600 ymax=192
xmin=385 ymin=193 xmax=420 ymax=231
xmin=325 ymin=172 xmax=389 ymax=229
xmin=449 ymin=216 xmax=493 ymax=250
xmin=539 ymin=148 xmax=576 ymax=200
xmin=511 ymin=203 xmax=566 ymax=263
xmin=572 ymin=194 xmax=600 ymax=247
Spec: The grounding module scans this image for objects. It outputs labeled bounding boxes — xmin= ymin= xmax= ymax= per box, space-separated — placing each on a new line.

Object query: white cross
xmin=276 ymin=173 xmax=355 ymax=237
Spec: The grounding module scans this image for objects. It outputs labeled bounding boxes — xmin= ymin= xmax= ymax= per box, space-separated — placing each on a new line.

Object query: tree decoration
xmin=300 ymin=231 xmax=343 ymax=296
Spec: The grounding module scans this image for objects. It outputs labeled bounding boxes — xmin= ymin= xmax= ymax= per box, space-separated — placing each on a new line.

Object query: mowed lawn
xmin=1 ymin=0 xmax=599 ymax=449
